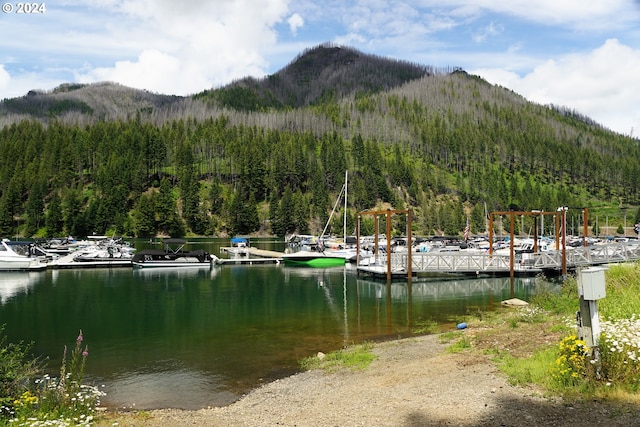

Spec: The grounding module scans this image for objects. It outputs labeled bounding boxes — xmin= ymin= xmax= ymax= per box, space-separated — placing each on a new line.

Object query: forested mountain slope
xmin=0 ymin=44 xmax=638 ymax=239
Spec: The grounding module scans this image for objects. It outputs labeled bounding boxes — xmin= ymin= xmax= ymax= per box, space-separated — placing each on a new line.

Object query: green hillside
xmin=0 ymin=44 xmax=639 ymax=239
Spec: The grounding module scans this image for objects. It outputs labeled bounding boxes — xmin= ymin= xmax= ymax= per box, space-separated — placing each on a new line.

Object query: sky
xmin=1 ymin=1 xmax=639 ymax=136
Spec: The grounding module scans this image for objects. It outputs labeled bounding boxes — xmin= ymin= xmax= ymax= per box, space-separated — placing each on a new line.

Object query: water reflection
xmin=357 ymin=276 xmax=537 ymax=302
xmin=0 ymin=265 xmax=551 ymax=410
xmin=0 ymin=271 xmax=44 ymax=304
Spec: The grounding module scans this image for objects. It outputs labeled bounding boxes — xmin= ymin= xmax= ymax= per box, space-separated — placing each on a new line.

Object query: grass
xmin=462 ymin=263 xmax=640 ymax=403
xmin=299 ymin=341 xmax=377 ymax=372
xmin=411 ymin=319 xmax=440 ymax=335
xmin=494 ymin=346 xmax=558 ymax=388
xmin=446 ymin=334 xmax=472 ymax=353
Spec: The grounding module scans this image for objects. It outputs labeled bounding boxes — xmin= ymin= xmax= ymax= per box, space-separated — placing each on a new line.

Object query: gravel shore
xmin=98 ymin=333 xmax=640 ymax=427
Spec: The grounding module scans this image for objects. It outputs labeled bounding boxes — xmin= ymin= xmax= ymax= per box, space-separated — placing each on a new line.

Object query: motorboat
xmin=0 ymin=239 xmax=48 ymax=271
xmin=132 ymin=238 xmax=216 ymax=268
xmin=281 ymin=250 xmax=346 ymax=267
xmin=48 ymin=237 xmax=135 ymax=268
xmin=227 ymin=237 xmax=249 ymax=256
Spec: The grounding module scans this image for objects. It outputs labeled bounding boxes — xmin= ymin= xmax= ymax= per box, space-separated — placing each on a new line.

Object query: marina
xmin=3 ymin=234 xmax=640 ymax=277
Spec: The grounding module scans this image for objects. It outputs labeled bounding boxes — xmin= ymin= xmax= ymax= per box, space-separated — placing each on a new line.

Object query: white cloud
xmin=288 ymin=13 xmax=304 ymax=35
xmin=472 ymin=39 xmax=640 ymax=135
xmin=472 ymin=22 xmax=504 ymax=43
xmin=0 ymin=66 xmax=10 ymax=94
xmin=78 ymin=50 xmax=206 ymax=95
xmin=14 ymin=0 xmax=292 ymax=96
xmin=420 ymin=0 xmax=635 ymax=30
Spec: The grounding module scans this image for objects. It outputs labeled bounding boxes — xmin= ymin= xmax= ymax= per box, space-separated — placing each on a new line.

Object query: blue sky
xmin=1 ymin=0 xmax=639 ymax=136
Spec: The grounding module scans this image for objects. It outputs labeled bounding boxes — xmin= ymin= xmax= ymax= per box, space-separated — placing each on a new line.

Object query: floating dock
xmin=216 ymin=257 xmax=280 ymax=265
xmin=216 ymin=247 xmax=284 ymax=265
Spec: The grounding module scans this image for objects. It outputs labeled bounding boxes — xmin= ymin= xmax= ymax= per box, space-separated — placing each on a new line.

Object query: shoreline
xmin=97 ymin=332 xmax=639 ymax=426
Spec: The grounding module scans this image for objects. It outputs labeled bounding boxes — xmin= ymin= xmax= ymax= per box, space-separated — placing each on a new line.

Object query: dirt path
xmin=98 ymin=333 xmax=639 ymax=427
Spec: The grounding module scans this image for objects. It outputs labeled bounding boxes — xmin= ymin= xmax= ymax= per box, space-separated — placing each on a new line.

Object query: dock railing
xmin=360 ymin=241 xmax=640 ymax=277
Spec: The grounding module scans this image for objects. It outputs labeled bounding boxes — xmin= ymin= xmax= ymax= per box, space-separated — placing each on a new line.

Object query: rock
xmin=501 ymin=298 xmax=528 ymax=306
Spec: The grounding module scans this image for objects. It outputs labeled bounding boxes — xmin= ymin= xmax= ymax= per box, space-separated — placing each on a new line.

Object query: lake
xmin=0 ymin=238 xmax=546 ymax=410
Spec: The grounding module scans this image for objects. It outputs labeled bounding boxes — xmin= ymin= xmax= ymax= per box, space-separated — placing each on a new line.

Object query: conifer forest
xmin=1 ymin=45 xmax=639 ymax=239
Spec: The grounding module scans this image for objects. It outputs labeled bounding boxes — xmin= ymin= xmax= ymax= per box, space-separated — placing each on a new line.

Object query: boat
xmin=132 ymin=238 xmax=216 ymax=268
xmin=0 ymin=239 xmax=48 ymax=271
xmin=282 ymin=171 xmax=350 ymax=267
xmin=227 ymin=237 xmax=249 ymax=256
xmin=280 ymin=250 xmax=347 ymax=267
xmin=49 ymin=237 xmax=135 ymax=268
xmin=74 ymin=237 xmax=135 ymax=260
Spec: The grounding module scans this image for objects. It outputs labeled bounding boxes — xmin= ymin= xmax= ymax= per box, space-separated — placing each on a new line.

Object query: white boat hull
xmin=132 ymin=260 xmax=212 ymax=268
xmin=0 ymin=257 xmax=47 ymax=271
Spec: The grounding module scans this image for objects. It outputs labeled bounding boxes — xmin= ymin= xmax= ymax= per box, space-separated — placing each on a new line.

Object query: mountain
xmin=0 ymin=44 xmax=639 ymax=239
xmin=0 ymin=44 xmax=436 ymax=123
xmin=194 ymin=43 xmax=440 ymax=110
xmin=0 ymin=82 xmax=184 ymax=126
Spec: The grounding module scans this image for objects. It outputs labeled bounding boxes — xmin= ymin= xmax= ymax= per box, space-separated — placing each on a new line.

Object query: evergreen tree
xmin=62 ymin=188 xmax=83 ymax=236
xmin=157 ymin=177 xmax=184 ymax=237
xmin=275 ymin=186 xmax=296 ymax=236
xmin=132 ymin=193 xmax=157 ymax=237
xmin=24 ymin=178 xmax=46 ymax=236
xmin=0 ymin=198 xmax=12 ymax=236
xmin=45 ymin=192 xmax=64 ymax=237
xmin=230 ymin=182 xmax=260 ymax=235
xmin=292 ymin=189 xmax=310 ymax=235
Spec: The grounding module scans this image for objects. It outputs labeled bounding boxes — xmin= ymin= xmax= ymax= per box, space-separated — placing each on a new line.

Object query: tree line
xmin=1 ymin=52 xmax=640 ymax=239
xmin=0 ymin=105 xmax=638 ymax=240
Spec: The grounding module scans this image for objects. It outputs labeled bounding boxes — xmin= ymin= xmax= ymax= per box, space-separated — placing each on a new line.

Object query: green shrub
xmin=0 ymin=325 xmax=41 ymax=417
xmin=2 ymin=330 xmax=105 ymax=426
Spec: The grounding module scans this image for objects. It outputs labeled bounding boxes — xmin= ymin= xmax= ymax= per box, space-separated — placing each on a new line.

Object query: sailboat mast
xmin=344 ymin=170 xmax=348 ymax=245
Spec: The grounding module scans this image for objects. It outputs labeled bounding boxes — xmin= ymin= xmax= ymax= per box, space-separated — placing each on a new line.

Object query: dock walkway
xmin=357 ymin=241 xmax=640 ymax=279
xmin=216 ymin=247 xmax=284 ymax=265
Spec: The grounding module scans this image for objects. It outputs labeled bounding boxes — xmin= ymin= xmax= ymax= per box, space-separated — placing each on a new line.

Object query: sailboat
xmin=281 ymin=172 xmax=350 ymax=267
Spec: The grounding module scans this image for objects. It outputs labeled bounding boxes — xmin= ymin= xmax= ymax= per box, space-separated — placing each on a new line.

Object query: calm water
xmin=0 ymin=238 xmax=545 ymax=410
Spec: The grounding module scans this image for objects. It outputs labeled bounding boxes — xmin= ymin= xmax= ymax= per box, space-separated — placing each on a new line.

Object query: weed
xmin=446 ymin=334 xmax=472 ymax=353
xmin=300 ymin=342 xmax=377 ymax=372
xmin=438 ymin=331 xmax=462 ymax=344
xmin=1 ymin=330 xmax=105 ymax=426
xmin=412 ymin=319 xmax=439 ymax=335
